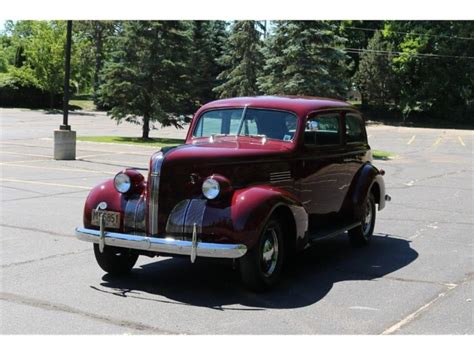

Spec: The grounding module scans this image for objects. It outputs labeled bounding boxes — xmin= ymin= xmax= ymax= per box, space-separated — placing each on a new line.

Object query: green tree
xmin=98 ymin=21 xmax=193 ymax=139
xmin=353 ymin=30 xmax=399 ymax=107
xmin=258 ymin=21 xmax=349 ymax=98
xmin=74 ymin=21 xmax=121 ymax=97
xmin=335 ymin=21 xmax=384 ymax=78
xmin=213 ymin=21 xmax=263 ymax=98
xmin=385 ymin=21 xmax=474 ymax=121
xmin=0 ymin=34 xmax=11 ymax=72
xmin=190 ymin=21 xmax=228 ymax=107
xmin=22 ymin=21 xmax=67 ymax=107
xmin=4 ymin=21 xmax=94 ymax=107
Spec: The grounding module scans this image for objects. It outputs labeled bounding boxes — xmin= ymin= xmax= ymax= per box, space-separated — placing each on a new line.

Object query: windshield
xmin=192 ymin=108 xmax=298 ymax=142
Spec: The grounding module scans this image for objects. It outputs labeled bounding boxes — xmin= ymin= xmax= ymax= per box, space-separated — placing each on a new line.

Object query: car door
xmin=298 ymin=111 xmax=348 ymax=232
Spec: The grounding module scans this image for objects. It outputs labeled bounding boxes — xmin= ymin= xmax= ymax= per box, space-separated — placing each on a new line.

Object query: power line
xmin=339 ymin=47 xmax=474 ymax=60
xmin=342 ymin=25 xmax=474 ymax=41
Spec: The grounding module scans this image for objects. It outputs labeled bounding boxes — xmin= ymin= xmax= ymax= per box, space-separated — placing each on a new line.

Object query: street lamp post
xmin=54 ymin=20 xmax=76 ymax=160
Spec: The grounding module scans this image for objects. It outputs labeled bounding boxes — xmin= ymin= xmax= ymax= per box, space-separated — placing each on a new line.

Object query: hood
xmin=150 ymin=136 xmax=294 ymax=235
xmin=163 ymin=136 xmax=294 ymax=170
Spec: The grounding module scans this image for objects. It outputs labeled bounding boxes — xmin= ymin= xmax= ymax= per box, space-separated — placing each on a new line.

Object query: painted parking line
xmin=76 ymin=153 xmax=118 ymax=159
xmin=75 ymin=150 xmax=154 ymax=159
xmin=0 ymin=159 xmax=51 ymax=164
xmin=0 ymin=178 xmax=90 ymax=190
xmin=77 ymin=158 xmax=147 ymax=169
xmin=381 ymin=283 xmax=457 ymax=335
xmin=0 ymin=162 xmax=116 ymax=175
xmin=433 ymin=137 xmax=443 ymax=146
xmin=458 ymin=136 xmax=466 ymax=147
xmin=0 ymin=151 xmax=51 ymax=158
xmin=407 ymin=135 xmax=416 ymax=145
xmin=1 ymin=141 xmax=154 ymax=156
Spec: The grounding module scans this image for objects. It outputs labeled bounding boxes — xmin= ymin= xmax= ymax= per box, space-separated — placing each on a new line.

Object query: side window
xmin=304 ymin=113 xmax=341 ymax=146
xmin=345 ymin=113 xmax=366 ymax=143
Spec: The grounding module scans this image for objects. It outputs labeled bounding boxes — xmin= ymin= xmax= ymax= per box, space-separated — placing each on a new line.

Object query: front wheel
xmin=239 ymin=218 xmax=285 ymax=292
xmin=93 ymin=244 xmax=139 ymax=275
xmin=348 ymin=192 xmax=376 ymax=247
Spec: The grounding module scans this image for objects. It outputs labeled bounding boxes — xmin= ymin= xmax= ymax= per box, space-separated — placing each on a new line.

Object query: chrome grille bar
xmin=149 ymin=152 xmax=164 ymax=235
xmin=270 ymin=171 xmax=292 ymax=183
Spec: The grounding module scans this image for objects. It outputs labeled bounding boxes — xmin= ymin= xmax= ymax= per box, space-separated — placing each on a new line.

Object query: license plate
xmin=91 ymin=210 xmax=121 ymax=229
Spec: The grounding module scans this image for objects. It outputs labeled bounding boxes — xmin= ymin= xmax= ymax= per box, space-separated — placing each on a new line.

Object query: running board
xmin=307 ymin=222 xmax=361 ymax=244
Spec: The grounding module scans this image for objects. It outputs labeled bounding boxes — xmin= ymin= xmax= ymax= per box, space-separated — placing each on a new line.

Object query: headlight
xmin=114 ymin=172 xmax=131 ymax=193
xmin=202 ymin=178 xmax=220 ymax=199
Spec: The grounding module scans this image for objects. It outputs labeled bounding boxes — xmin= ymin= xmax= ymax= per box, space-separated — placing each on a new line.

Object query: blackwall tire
xmin=93 ymin=244 xmax=139 ymax=275
xmin=239 ymin=218 xmax=285 ymax=292
xmin=348 ymin=192 xmax=376 ymax=247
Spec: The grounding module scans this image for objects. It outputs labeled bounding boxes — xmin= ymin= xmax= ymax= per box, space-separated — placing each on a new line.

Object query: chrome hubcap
xmin=261 ymin=228 xmax=279 ymax=277
xmin=363 ymin=199 xmax=373 ymax=235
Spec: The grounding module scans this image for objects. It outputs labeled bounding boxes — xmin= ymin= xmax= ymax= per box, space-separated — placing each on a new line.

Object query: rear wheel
xmin=239 ymin=218 xmax=285 ymax=292
xmin=348 ymin=192 xmax=376 ymax=247
xmin=93 ymin=244 xmax=139 ymax=275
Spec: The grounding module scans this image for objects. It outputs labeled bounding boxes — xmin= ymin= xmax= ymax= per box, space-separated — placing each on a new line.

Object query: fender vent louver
xmin=270 ymin=171 xmax=292 ymax=183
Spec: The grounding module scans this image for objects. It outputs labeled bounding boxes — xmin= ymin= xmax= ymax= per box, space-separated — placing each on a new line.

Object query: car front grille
xmin=148 ymin=153 xmax=164 ymax=236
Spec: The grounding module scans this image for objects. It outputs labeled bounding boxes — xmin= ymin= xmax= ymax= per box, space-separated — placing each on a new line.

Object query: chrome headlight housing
xmin=202 ymin=178 xmax=220 ymax=200
xmin=114 ymin=172 xmax=131 ymax=193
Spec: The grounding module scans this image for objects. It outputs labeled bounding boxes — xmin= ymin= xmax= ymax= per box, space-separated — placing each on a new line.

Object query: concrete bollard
xmin=54 ymin=129 xmax=76 ymax=160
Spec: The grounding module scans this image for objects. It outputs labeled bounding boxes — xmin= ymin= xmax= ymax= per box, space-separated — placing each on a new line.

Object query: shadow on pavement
xmin=93 ymin=233 xmax=418 ymax=311
xmin=45 ymin=109 xmax=96 ymax=116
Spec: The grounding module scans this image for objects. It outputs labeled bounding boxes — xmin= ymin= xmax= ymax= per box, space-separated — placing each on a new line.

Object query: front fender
xmin=83 ymin=179 xmax=146 ymax=234
xmin=230 ymin=186 xmax=308 ymax=249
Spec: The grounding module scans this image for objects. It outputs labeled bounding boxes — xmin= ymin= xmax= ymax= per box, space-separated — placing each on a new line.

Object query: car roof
xmin=198 ymin=95 xmax=353 ymax=117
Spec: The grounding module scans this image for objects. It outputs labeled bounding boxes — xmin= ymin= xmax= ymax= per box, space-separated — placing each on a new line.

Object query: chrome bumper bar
xmin=75 ymin=227 xmax=247 ymax=261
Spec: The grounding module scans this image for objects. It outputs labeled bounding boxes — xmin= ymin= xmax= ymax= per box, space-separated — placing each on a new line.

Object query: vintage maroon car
xmin=76 ymin=96 xmax=390 ymax=291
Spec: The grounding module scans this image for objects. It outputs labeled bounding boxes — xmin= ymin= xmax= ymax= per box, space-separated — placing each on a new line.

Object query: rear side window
xmin=345 ymin=113 xmax=366 ymax=143
xmin=304 ymin=113 xmax=341 ymax=146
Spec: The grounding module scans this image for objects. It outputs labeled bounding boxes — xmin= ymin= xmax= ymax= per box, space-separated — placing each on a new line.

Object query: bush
xmin=0 ymin=69 xmax=62 ymax=109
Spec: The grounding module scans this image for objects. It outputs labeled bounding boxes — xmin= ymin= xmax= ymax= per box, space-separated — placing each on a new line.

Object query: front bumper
xmin=75 ymin=227 xmax=247 ymax=261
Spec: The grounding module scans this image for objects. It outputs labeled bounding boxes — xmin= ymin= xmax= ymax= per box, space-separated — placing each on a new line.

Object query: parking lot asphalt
xmin=0 ymin=108 xmax=472 ymax=334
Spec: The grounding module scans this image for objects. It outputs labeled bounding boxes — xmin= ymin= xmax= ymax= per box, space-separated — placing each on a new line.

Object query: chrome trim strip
xmin=149 ymin=152 xmax=164 ymax=235
xmin=76 ymin=227 xmax=247 ymax=259
xmin=190 ymin=223 xmax=197 ymax=263
xmin=270 ymin=171 xmax=292 ymax=183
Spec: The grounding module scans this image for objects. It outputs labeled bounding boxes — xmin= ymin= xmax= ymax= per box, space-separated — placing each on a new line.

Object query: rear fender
xmin=344 ymin=163 xmax=386 ymax=220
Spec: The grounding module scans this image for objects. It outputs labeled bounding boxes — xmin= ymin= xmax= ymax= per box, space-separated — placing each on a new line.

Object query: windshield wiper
xmin=213 ymin=134 xmax=237 ymax=137
xmin=209 ymin=134 xmax=237 ymax=142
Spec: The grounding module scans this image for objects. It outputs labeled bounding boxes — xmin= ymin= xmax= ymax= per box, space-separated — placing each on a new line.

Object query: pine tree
xmin=190 ymin=21 xmax=228 ymax=108
xmin=213 ymin=21 xmax=263 ymax=98
xmin=258 ymin=21 xmax=349 ymax=98
xmin=98 ymin=21 xmax=192 ymax=139
xmin=353 ymin=31 xmax=399 ymax=107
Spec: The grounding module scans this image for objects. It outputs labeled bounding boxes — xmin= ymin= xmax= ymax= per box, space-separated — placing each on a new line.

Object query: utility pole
xmin=54 ymin=20 xmax=76 ymax=160
xmin=61 ymin=20 xmax=72 ymax=130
